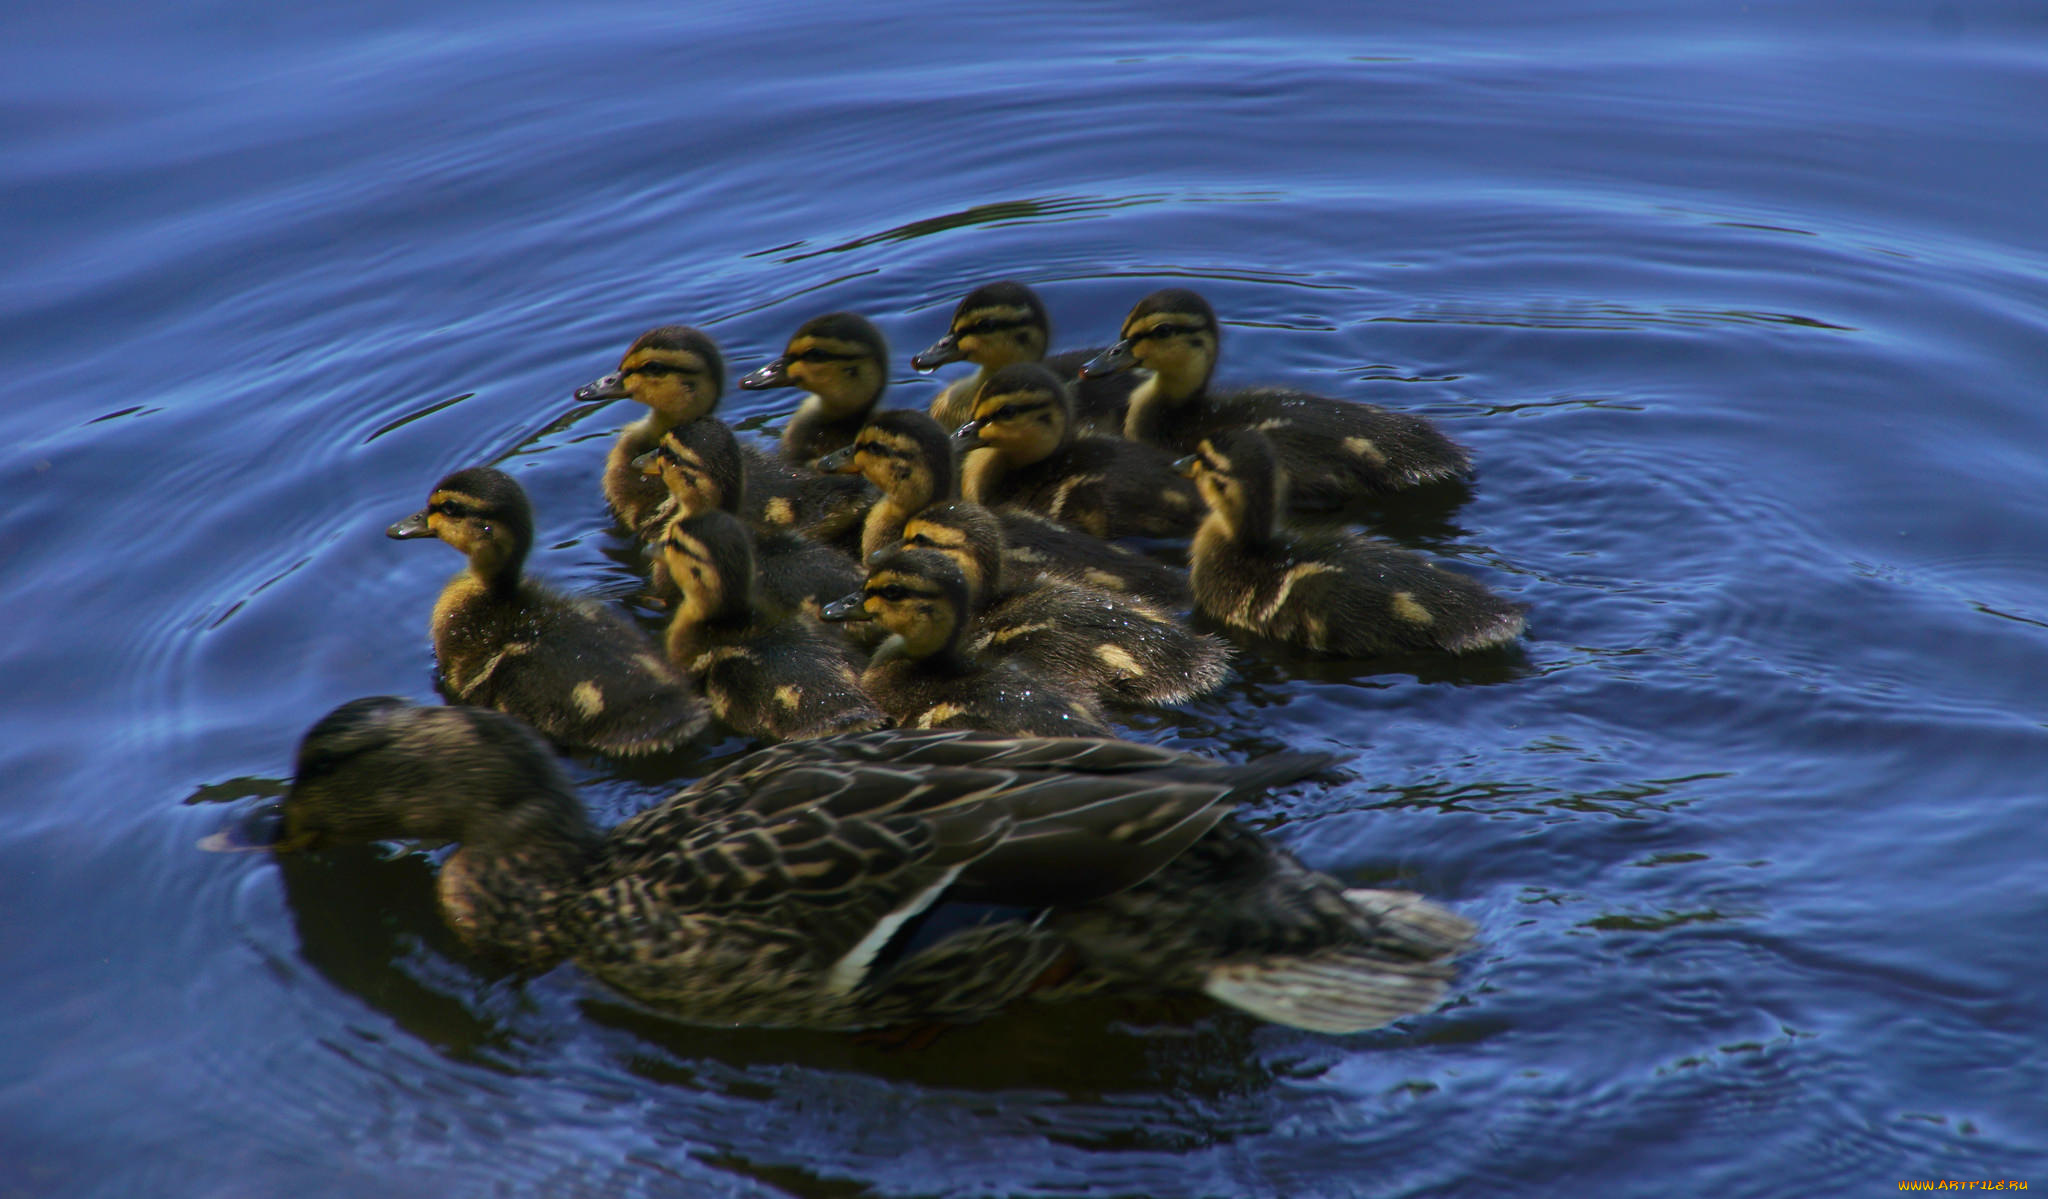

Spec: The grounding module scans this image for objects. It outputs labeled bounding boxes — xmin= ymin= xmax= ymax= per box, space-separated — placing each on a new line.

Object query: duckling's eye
xmin=905 ymin=533 xmax=936 ymax=548
xmin=876 ymin=584 xmax=910 ymax=601
xmin=432 ymin=500 xmax=471 ymax=518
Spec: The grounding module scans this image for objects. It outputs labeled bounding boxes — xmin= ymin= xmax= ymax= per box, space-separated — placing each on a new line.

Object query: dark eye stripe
xmin=956 ymin=317 xmax=1033 ymax=336
xmin=1132 ymin=323 xmax=1205 ymax=342
xmin=626 ymin=361 xmax=702 ymax=379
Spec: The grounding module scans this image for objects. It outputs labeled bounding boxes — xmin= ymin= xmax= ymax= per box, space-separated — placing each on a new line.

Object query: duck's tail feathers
xmin=1201 ymin=949 xmax=1454 ymax=1033
xmin=1341 ymin=887 xmax=1479 ymax=958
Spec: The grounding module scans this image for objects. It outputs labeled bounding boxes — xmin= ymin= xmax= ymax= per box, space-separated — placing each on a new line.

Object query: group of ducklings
xmin=391 ymin=281 xmax=1524 ymax=756
xmin=264 ymin=281 xmax=1521 ymax=1038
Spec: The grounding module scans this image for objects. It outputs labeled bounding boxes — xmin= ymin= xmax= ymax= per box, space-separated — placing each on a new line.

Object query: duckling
xmin=822 ymin=548 xmax=1110 ymax=736
xmin=572 ymin=325 xmax=727 ymax=536
xmin=1178 ymin=430 xmax=1524 ymax=655
xmin=819 ymin=408 xmax=1190 ymax=608
xmin=387 ymin=467 xmax=706 ymax=754
xmin=895 ymin=502 xmax=1229 ymax=707
xmin=1082 ymin=289 xmax=1471 ymax=510
xmin=954 ymin=362 xmax=1203 ymax=539
xmin=632 ymin=418 xmax=864 ymax=615
xmin=912 ymin=280 xmax=1138 ymax=435
xmin=738 ymin=312 xmax=890 ymax=463
xmin=269 ymin=699 xmax=1477 ymax=1031
xmin=660 ymin=511 xmax=884 ymax=742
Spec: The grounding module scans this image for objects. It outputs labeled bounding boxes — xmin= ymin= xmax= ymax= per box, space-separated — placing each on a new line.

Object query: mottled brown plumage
xmin=1180 ymin=431 xmax=1525 ymax=656
xmin=1083 ymin=289 xmax=1471 ymax=510
xmin=955 ymin=363 xmax=1202 ymax=539
xmin=822 ymin=547 xmax=1111 ymax=736
xmin=271 ymin=699 xmax=1475 ymax=1031
xmin=662 ymin=510 xmax=885 ymax=742
xmin=387 ymin=467 xmax=706 ymax=755
xmin=894 ymin=502 xmax=1229 ymax=707
xmin=738 ymin=312 xmax=890 ymax=463
xmin=914 ymin=280 xmax=1137 ymax=436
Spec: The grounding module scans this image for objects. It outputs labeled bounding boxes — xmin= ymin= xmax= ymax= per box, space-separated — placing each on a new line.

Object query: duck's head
xmin=573 ymin=326 xmax=726 ymax=426
xmin=738 ymin=313 xmax=890 ymax=418
xmin=889 ymin=501 xmax=1006 ymax=606
xmin=1080 ymin=289 xmax=1219 ymax=399
xmin=820 ymin=547 xmax=969 ymax=666
xmin=273 ymin=697 xmax=583 ymax=852
xmin=387 ymin=465 xmax=534 ymax=584
xmin=816 ymin=409 xmax=957 ymax=506
xmin=912 ymin=281 xmax=1052 ymax=373
xmin=1174 ymin=428 xmax=1281 ymax=539
xmin=953 ymin=362 xmax=1072 ymax=465
xmin=630 ymin=418 xmax=746 ymax=518
xmin=661 ymin=509 xmax=757 ymax=626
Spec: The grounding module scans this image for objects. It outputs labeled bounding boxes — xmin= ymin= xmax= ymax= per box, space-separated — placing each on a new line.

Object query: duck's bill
xmin=197 ymin=805 xmax=311 ymax=854
xmin=815 ymin=445 xmax=859 ymax=474
xmin=1171 ymin=454 xmax=1200 ymax=478
xmin=951 ymin=418 xmax=988 ymax=444
xmin=911 ymin=333 xmax=964 ymax=371
xmin=738 ymin=358 xmax=794 ymax=390
xmin=820 ymin=593 xmax=873 ymax=622
xmin=386 ymin=510 xmax=434 ymax=539
xmin=573 ymin=371 xmax=629 ymax=402
xmin=1079 ymin=339 xmax=1135 ymax=378
xmin=630 ymin=448 xmax=661 ymax=474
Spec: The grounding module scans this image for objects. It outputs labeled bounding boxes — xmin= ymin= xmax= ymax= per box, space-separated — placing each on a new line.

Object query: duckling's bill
xmin=738 ymin=357 xmax=793 ymax=390
xmin=911 ymin=332 xmax=965 ymax=371
xmin=1079 ymin=339 xmax=1135 ymax=377
xmin=572 ymin=371 xmax=630 ymax=402
xmin=387 ymin=509 xmax=434 ymax=539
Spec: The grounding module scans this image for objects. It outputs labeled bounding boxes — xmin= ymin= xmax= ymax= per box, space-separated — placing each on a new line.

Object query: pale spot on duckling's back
xmin=1257 ymin=562 xmax=1340 ymax=625
xmin=1097 ymin=644 xmax=1144 ymax=680
xmin=763 ymin=497 xmax=796 ymax=527
xmin=1390 ymin=591 xmax=1435 ymax=626
xmin=1345 ymin=436 xmax=1389 ymax=467
xmin=572 ymin=681 xmax=606 ymax=717
xmin=916 ymin=702 xmax=971 ymax=728
xmin=774 ymin=684 xmax=804 ymax=711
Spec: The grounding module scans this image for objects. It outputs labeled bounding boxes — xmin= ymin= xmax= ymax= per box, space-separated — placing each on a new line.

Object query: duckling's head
xmin=276 ymin=697 xmax=584 ymax=851
xmin=911 ymin=281 xmax=1052 ymax=373
xmin=387 ymin=466 xmax=534 ymax=585
xmin=821 ymin=547 xmax=969 ymax=665
xmin=953 ymin=362 xmax=1073 ymax=465
xmin=573 ymin=326 xmax=726 ymax=425
xmin=1175 ymin=429 xmax=1282 ymax=540
xmin=662 ymin=509 xmax=757 ymax=626
xmin=894 ymin=501 xmax=1007 ymax=605
xmin=818 ymin=409 xmax=957 ymax=506
xmin=1080 ymin=288 xmax=1219 ymax=399
xmin=738 ymin=313 xmax=889 ymax=417
xmin=630 ymin=418 xmax=746 ymax=518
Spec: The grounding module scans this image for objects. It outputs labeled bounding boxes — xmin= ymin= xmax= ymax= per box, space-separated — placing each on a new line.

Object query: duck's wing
xmin=601 ymin=736 xmax=1331 ymax=973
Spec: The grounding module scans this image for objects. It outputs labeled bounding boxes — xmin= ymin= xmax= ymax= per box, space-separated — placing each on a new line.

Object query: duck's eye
xmin=876 ymin=584 xmax=910 ymax=601
xmin=905 ymin=533 xmax=936 ymax=548
xmin=432 ymin=500 xmax=470 ymax=518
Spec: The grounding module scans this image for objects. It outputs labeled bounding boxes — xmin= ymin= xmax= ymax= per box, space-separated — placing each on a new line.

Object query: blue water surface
xmin=3 ymin=1 xmax=2046 ymax=1195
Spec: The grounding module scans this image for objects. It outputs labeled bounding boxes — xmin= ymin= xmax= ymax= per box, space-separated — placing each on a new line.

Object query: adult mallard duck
xmin=738 ymin=312 xmax=891 ymax=464
xmin=632 ymin=418 xmax=864 ymax=615
xmin=661 ymin=510 xmax=884 ymax=742
xmin=1082 ymin=289 xmax=1471 ymax=510
xmin=892 ymin=501 xmax=1227 ymax=707
xmin=954 ymin=362 xmax=1203 ymax=539
xmin=822 ymin=547 xmax=1111 ymax=737
xmin=1178 ymin=430 xmax=1524 ymax=655
xmin=818 ymin=408 xmax=1189 ymax=607
xmin=263 ymin=697 xmax=1476 ymax=1032
xmin=571 ymin=325 xmax=728 ymax=536
xmin=387 ymin=466 xmax=706 ymax=754
xmin=913 ymin=280 xmax=1137 ymax=436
